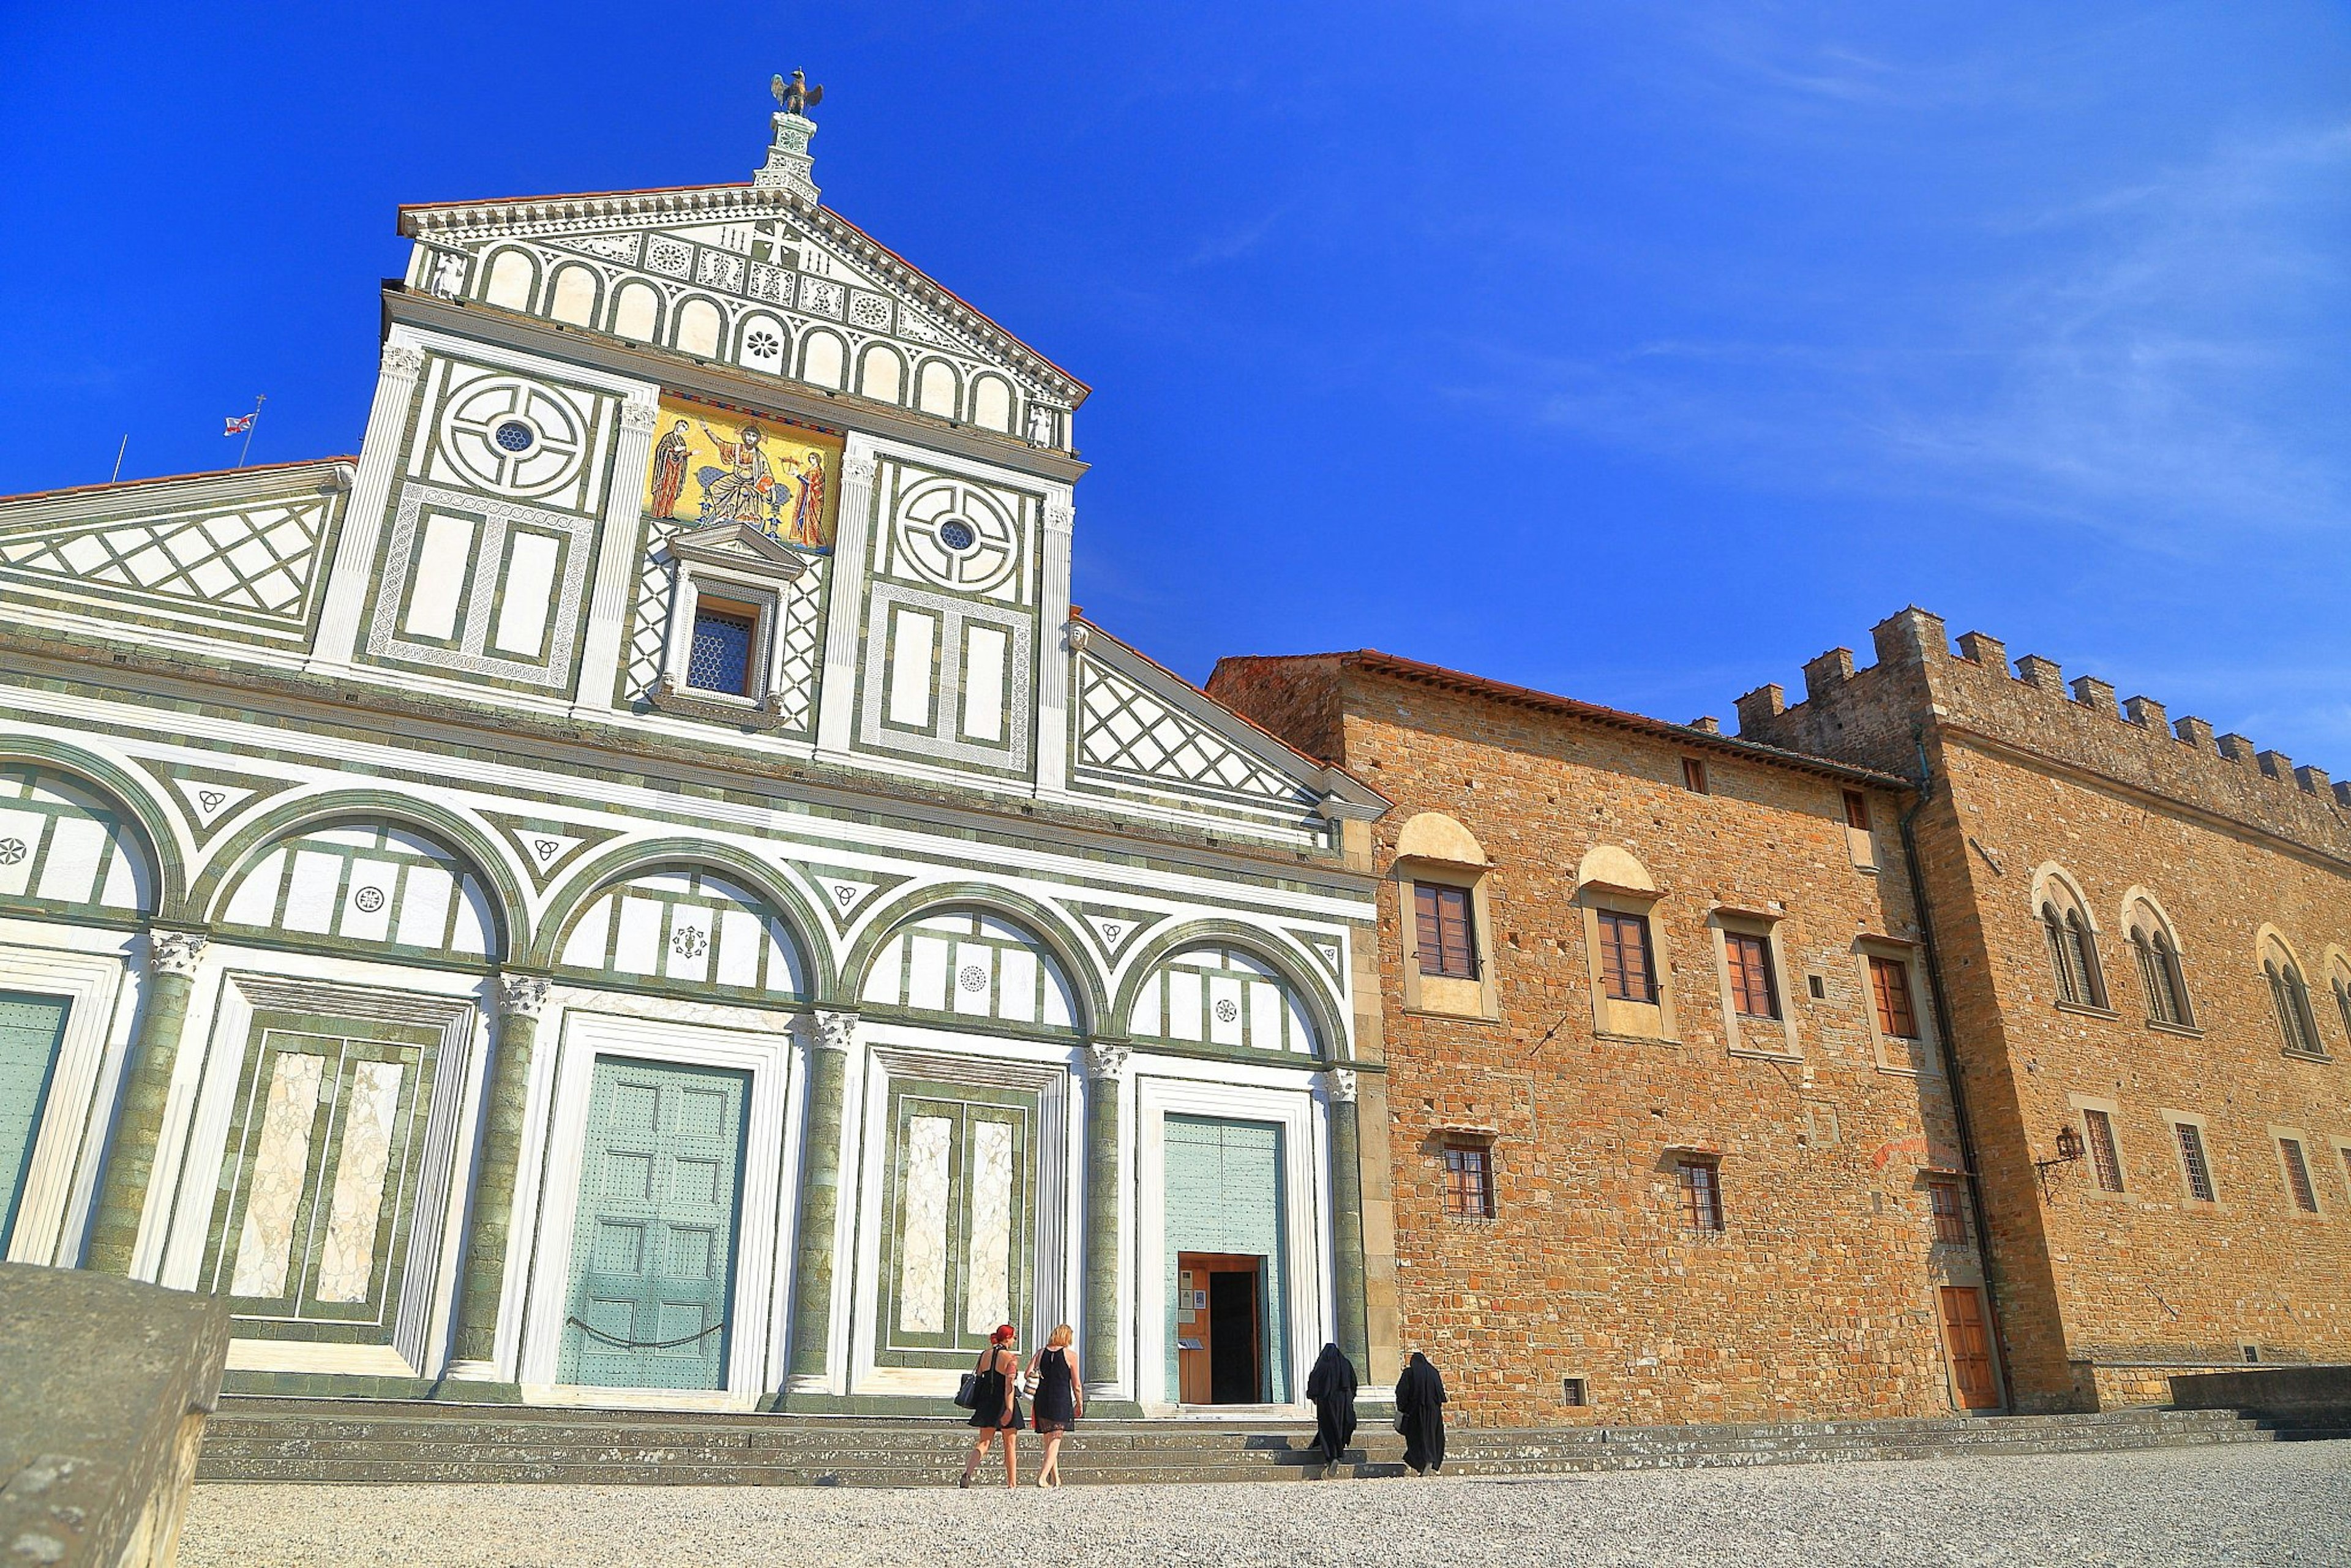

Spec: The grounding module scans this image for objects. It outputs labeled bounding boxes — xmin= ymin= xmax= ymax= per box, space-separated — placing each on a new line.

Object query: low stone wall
xmin=2169 ymin=1365 xmax=2351 ymax=1430
xmin=0 ymin=1263 xmax=231 ymax=1568
xmin=2083 ymin=1362 xmax=2250 ymax=1411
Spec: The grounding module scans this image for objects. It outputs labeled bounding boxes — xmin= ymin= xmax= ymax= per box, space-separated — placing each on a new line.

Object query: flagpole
xmin=237 ymin=395 xmax=265 ymax=468
xmin=110 ymin=436 xmax=127 ymax=484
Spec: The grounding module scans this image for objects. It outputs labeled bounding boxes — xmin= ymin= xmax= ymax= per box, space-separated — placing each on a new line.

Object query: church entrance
xmin=1176 ymin=1251 xmax=1265 ymax=1404
xmin=557 ymin=1057 xmax=749 ymax=1390
xmin=0 ymin=992 xmax=69 ymax=1254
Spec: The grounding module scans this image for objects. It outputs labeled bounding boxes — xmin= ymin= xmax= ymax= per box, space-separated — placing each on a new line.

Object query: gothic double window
xmin=2124 ymin=899 xmax=2194 ymax=1029
xmin=2038 ymin=879 xmax=2106 ymax=1010
xmin=2262 ymin=939 xmax=2325 ymax=1059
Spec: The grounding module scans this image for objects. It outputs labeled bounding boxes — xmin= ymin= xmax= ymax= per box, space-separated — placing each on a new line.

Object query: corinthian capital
xmin=497 ymin=975 xmax=552 ymax=1019
xmin=381 ymin=344 xmax=426 ymax=380
xmin=815 ymin=1010 xmax=858 ymax=1054
xmin=148 ymin=930 xmax=209 ymax=979
xmin=619 ymin=400 xmax=661 ymax=435
xmin=1084 ymin=1042 xmax=1129 ymax=1081
xmin=1322 ymin=1067 xmax=1358 ymax=1105
xmin=842 ymin=453 xmax=877 ymax=486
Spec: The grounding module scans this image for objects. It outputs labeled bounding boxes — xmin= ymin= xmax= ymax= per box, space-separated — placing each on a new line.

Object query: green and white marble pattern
xmin=963 ymin=1119 xmax=1014 ymax=1336
xmin=315 ymin=1059 xmax=404 ymax=1305
xmin=230 ymin=1051 xmax=325 ymax=1300
xmin=895 ymin=1115 xmax=950 ymax=1335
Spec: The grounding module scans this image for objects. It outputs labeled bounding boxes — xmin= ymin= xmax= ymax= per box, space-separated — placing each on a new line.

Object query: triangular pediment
xmin=400 ymin=179 xmax=1086 ymax=436
xmin=669 ymin=520 xmax=811 ymax=577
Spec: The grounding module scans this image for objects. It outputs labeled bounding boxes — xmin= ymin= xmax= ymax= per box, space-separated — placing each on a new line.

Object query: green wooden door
xmin=0 ymin=992 xmax=70 ymax=1254
xmin=559 ymin=1057 xmax=750 ymax=1390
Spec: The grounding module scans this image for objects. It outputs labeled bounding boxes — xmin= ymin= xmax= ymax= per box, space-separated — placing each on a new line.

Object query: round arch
xmin=843 ymin=882 xmax=1106 ymax=1031
xmin=532 ymin=837 xmax=832 ymax=997
xmin=2254 ymin=922 xmax=2309 ymax=973
xmin=481 ymin=246 xmax=540 ymax=311
xmin=0 ymin=735 xmax=187 ymax=919
xmin=2117 ymin=885 xmax=2184 ymax=948
xmin=193 ymin=790 xmax=528 ymax=962
xmin=2030 ymin=862 xmax=2101 ymax=929
xmin=1109 ymin=917 xmax=1346 ymax=1062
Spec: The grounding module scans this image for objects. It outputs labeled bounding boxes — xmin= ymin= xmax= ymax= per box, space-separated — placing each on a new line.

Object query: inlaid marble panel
xmin=230 ymin=1051 xmax=325 ymax=1299
xmin=964 ymin=1119 xmax=1014 ymax=1336
xmin=898 ymin=1115 xmax=950 ymax=1334
xmin=315 ymin=1059 xmax=403 ymax=1304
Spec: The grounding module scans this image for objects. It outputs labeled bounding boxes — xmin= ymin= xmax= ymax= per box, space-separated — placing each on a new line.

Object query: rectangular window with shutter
xmin=2083 ymin=1109 xmax=2124 ymax=1193
xmin=1869 ymin=955 xmax=1919 ymax=1040
xmin=1682 ymin=757 xmax=1709 ymax=793
xmin=1725 ymin=931 xmax=1780 ymax=1019
xmin=1597 ymin=910 xmax=1655 ymax=1002
xmin=2280 ymin=1138 xmax=2319 ymax=1213
xmin=1412 ymin=883 xmax=1477 ymax=980
xmin=2175 ymin=1122 xmax=2216 ymax=1203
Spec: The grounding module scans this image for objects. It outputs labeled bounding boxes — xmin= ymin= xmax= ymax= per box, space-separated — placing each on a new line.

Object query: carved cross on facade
xmin=772 ymin=70 xmax=825 ymax=118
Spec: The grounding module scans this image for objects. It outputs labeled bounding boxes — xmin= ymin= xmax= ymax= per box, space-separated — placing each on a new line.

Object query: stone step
xmin=193 ymin=1400 xmax=2279 ymax=1487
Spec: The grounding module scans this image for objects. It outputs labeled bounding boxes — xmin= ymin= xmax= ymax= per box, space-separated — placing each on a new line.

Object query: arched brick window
xmin=2262 ymin=935 xmax=2324 ymax=1058
xmin=2124 ymin=897 xmax=2194 ymax=1029
xmin=2036 ymin=873 xmax=2105 ymax=1010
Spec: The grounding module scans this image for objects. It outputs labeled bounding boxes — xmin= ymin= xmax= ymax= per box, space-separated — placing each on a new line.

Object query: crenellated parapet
xmin=1738 ymin=606 xmax=2351 ymax=863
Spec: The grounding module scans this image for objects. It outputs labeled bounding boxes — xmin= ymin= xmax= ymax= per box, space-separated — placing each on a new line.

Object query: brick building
xmin=1210 ymin=650 xmax=2001 ymax=1427
xmin=1741 ymin=609 xmax=2351 ymax=1412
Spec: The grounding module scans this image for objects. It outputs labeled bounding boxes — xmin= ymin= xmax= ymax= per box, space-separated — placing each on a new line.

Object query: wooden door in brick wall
xmin=1938 ymin=1286 xmax=2001 ymax=1410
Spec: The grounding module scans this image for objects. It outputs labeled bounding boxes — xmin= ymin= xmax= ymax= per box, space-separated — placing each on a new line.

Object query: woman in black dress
xmin=1024 ymin=1323 xmax=1081 ymax=1488
xmin=959 ymin=1323 xmax=1024 ymax=1488
xmin=1395 ymin=1351 xmax=1447 ymax=1476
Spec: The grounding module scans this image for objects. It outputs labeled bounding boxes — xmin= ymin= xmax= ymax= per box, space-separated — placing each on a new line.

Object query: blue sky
xmin=3 ymin=4 xmax=2345 ymax=764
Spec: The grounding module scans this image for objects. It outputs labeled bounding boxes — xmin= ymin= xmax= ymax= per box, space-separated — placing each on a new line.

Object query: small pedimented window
xmin=2035 ymin=871 xmax=2106 ymax=1010
xmin=0 ymin=765 xmax=154 ymax=916
xmin=2124 ymin=896 xmax=2195 ymax=1029
xmin=217 ymin=822 xmax=498 ymax=960
xmin=1128 ymin=944 xmax=1320 ymax=1056
xmin=2260 ymin=935 xmax=2325 ymax=1059
xmin=557 ymin=868 xmax=808 ymax=999
xmin=861 ymin=909 xmax=1079 ymax=1033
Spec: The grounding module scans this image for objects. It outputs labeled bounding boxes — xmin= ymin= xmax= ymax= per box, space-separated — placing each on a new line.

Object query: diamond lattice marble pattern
xmin=1 ymin=497 xmax=328 ymax=618
xmin=1077 ymin=660 xmax=1298 ymax=799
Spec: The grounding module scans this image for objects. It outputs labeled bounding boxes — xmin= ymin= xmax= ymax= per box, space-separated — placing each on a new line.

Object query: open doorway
xmin=1176 ymin=1251 xmax=1264 ymax=1404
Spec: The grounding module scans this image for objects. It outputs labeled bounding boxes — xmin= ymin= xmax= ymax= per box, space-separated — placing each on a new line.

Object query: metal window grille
xmin=2083 ymin=1109 xmax=2124 ymax=1193
xmin=2281 ymin=1138 xmax=2319 ymax=1213
xmin=1927 ymin=1180 xmax=1966 ymax=1244
xmin=686 ymin=607 xmax=757 ymax=696
xmin=2175 ymin=1123 xmax=2216 ymax=1203
xmin=1678 ymin=1160 xmax=1724 ymax=1232
xmin=1442 ymin=1142 xmax=1493 ymax=1219
xmin=1561 ymin=1377 xmax=1588 ymax=1407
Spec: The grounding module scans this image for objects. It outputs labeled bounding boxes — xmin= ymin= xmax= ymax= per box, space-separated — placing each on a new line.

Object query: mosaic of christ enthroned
xmin=644 ymin=393 xmax=842 ymax=551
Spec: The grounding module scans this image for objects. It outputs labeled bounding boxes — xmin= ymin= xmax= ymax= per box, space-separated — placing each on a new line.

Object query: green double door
xmin=559 ymin=1057 xmax=751 ymax=1390
xmin=0 ymin=992 xmax=70 ymax=1255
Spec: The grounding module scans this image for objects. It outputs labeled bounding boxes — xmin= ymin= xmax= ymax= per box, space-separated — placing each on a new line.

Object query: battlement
xmin=1736 ymin=607 xmax=2351 ymax=861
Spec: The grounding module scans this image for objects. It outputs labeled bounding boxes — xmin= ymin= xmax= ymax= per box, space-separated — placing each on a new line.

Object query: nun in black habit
xmin=1305 ymin=1343 xmax=1358 ymax=1471
xmin=1394 ymin=1351 xmax=1447 ymax=1475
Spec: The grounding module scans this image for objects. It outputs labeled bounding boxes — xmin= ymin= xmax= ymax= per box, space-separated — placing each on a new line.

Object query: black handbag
xmin=954 ymin=1371 xmax=980 ymax=1409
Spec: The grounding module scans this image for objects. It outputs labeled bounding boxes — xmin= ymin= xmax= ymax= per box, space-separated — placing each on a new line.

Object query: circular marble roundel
xmin=892 ymin=478 xmax=1019 ymax=593
xmin=437 ymin=375 xmax=587 ymax=498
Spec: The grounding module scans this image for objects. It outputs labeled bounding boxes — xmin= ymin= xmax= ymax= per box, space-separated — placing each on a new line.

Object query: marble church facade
xmin=0 ymin=101 xmax=1388 ymax=1415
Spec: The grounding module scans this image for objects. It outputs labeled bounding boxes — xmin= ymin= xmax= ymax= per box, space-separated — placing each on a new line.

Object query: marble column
xmin=443 ymin=975 xmax=551 ymax=1378
xmin=1081 ymin=1042 xmax=1127 ymax=1394
xmin=85 ymin=931 xmax=209 ymax=1275
xmin=786 ymin=1010 xmax=857 ymax=1387
xmin=569 ymin=397 xmax=663 ymax=718
xmin=1324 ymin=1067 xmax=1370 ymax=1369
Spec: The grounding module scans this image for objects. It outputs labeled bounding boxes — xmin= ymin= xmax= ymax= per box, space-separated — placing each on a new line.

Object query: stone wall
xmin=1742 ymin=609 xmax=2351 ymax=1409
xmin=1213 ymin=655 xmax=1989 ymax=1427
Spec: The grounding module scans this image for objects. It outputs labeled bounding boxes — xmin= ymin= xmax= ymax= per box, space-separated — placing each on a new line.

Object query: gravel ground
xmin=181 ymin=1441 xmax=2351 ymax=1567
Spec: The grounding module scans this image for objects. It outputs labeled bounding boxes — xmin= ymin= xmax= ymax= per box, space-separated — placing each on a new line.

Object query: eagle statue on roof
xmin=773 ymin=71 xmax=825 ymax=118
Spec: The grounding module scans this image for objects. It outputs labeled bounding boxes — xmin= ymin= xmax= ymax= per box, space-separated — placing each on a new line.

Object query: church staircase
xmin=195 ymin=1400 xmax=2293 ymax=1487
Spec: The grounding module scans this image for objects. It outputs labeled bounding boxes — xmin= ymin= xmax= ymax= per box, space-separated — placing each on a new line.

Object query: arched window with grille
xmin=2036 ymin=872 xmax=2105 ymax=1009
xmin=2123 ymin=896 xmax=2194 ymax=1029
xmin=2262 ymin=935 xmax=2325 ymax=1058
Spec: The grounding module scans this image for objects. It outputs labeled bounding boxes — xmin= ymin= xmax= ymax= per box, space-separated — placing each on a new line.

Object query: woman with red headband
xmin=958 ymin=1323 xmax=1025 ymax=1488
